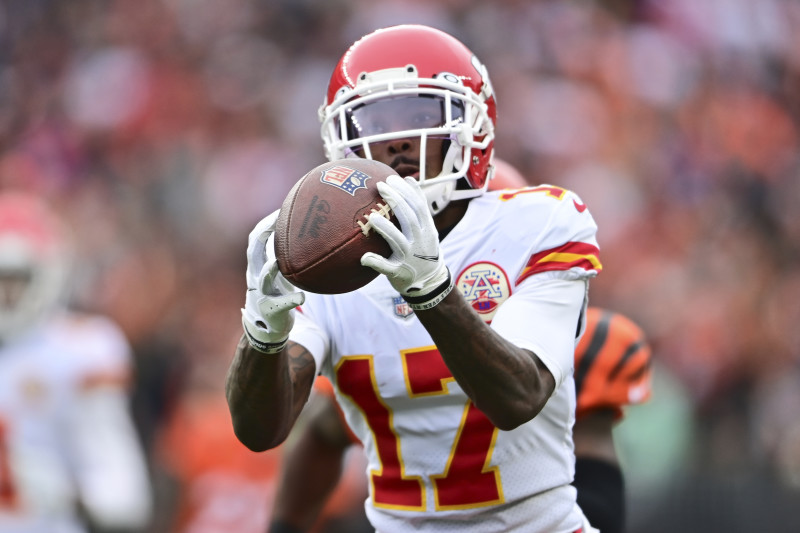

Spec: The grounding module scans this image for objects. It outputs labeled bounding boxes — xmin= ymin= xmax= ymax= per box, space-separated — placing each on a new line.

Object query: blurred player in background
xmin=228 ymin=25 xmax=603 ymax=532
xmin=154 ymin=348 xmax=284 ymax=533
xmin=0 ymin=192 xmax=153 ymax=533
xmin=154 ymin=332 xmax=365 ymax=533
xmin=571 ymin=307 xmax=652 ymax=533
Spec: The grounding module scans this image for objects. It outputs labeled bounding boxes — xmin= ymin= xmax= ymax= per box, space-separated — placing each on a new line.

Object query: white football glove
xmin=361 ymin=175 xmax=453 ymax=311
xmin=242 ymin=210 xmax=305 ymax=354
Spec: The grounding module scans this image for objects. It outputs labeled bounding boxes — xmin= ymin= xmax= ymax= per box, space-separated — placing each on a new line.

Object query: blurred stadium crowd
xmin=1 ymin=0 xmax=799 ymax=531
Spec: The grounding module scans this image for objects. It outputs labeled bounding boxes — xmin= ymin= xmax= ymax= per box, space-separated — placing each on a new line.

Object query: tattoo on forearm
xmin=287 ymin=342 xmax=315 ymax=380
xmin=228 ymin=337 xmax=316 ymax=421
xmin=286 ymin=343 xmax=316 ymax=414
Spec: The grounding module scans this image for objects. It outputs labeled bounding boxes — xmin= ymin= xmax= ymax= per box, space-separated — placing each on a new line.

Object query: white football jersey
xmin=290 ymin=186 xmax=601 ymax=533
xmin=0 ymin=312 xmax=152 ymax=533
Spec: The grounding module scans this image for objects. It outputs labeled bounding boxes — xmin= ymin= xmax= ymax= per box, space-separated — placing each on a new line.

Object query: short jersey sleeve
xmin=509 ymin=186 xmax=602 ymax=286
xmin=490 ymin=277 xmax=588 ymax=390
xmin=484 ymin=185 xmax=600 ymax=389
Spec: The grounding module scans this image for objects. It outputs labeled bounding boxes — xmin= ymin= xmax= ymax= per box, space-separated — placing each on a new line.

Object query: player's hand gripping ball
xmin=274 ymin=159 xmax=398 ymax=294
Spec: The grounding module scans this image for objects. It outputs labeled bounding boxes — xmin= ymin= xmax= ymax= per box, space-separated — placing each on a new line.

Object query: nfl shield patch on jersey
xmin=393 ymin=296 xmax=413 ymax=318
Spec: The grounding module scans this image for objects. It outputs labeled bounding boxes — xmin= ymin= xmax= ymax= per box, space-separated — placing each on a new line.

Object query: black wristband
xmin=403 ymin=270 xmax=453 ymax=311
xmin=243 ymin=327 xmax=287 ymax=354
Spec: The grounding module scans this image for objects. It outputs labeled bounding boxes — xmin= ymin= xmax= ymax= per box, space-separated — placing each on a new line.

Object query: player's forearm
xmin=225 ymin=336 xmax=315 ymax=451
xmin=415 ymin=291 xmax=554 ymax=431
xmin=271 ymin=425 xmax=348 ymax=532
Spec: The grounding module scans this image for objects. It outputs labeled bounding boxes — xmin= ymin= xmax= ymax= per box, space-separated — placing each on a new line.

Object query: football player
xmin=0 ymin=192 xmax=153 ymax=533
xmin=267 ymin=306 xmax=652 ymax=533
xmin=227 ymin=25 xmax=602 ymax=532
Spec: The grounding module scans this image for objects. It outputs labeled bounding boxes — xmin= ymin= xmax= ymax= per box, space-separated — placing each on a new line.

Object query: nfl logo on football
xmin=319 ymin=166 xmax=370 ymax=195
xmin=393 ymin=296 xmax=413 ymax=318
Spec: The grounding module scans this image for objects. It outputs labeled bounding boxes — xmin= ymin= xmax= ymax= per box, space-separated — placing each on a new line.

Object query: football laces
xmin=357 ymin=202 xmax=392 ymax=236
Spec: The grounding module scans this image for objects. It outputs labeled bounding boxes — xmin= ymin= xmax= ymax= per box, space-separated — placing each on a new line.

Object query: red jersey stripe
xmin=516 ymin=242 xmax=602 ymax=285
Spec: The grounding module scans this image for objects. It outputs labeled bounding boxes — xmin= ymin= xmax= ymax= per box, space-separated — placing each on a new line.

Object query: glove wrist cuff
xmin=404 ymin=270 xmax=453 ymax=311
xmin=242 ymin=316 xmax=288 ymax=354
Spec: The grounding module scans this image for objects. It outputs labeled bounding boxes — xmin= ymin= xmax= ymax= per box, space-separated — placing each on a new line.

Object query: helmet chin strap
xmin=423 ymin=180 xmax=455 ymax=216
xmin=419 ymin=134 xmax=470 ymax=215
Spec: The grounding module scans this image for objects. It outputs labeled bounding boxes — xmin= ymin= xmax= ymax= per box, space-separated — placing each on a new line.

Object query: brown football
xmin=274 ymin=159 xmax=398 ymax=294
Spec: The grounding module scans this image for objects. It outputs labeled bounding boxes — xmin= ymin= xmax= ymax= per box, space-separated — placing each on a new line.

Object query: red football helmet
xmin=0 ymin=192 xmax=70 ymax=341
xmin=319 ymin=25 xmax=497 ymax=215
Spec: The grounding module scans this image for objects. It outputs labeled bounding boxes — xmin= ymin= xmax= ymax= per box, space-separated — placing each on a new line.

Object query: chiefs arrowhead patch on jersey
xmin=456 ymin=261 xmax=511 ymax=323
